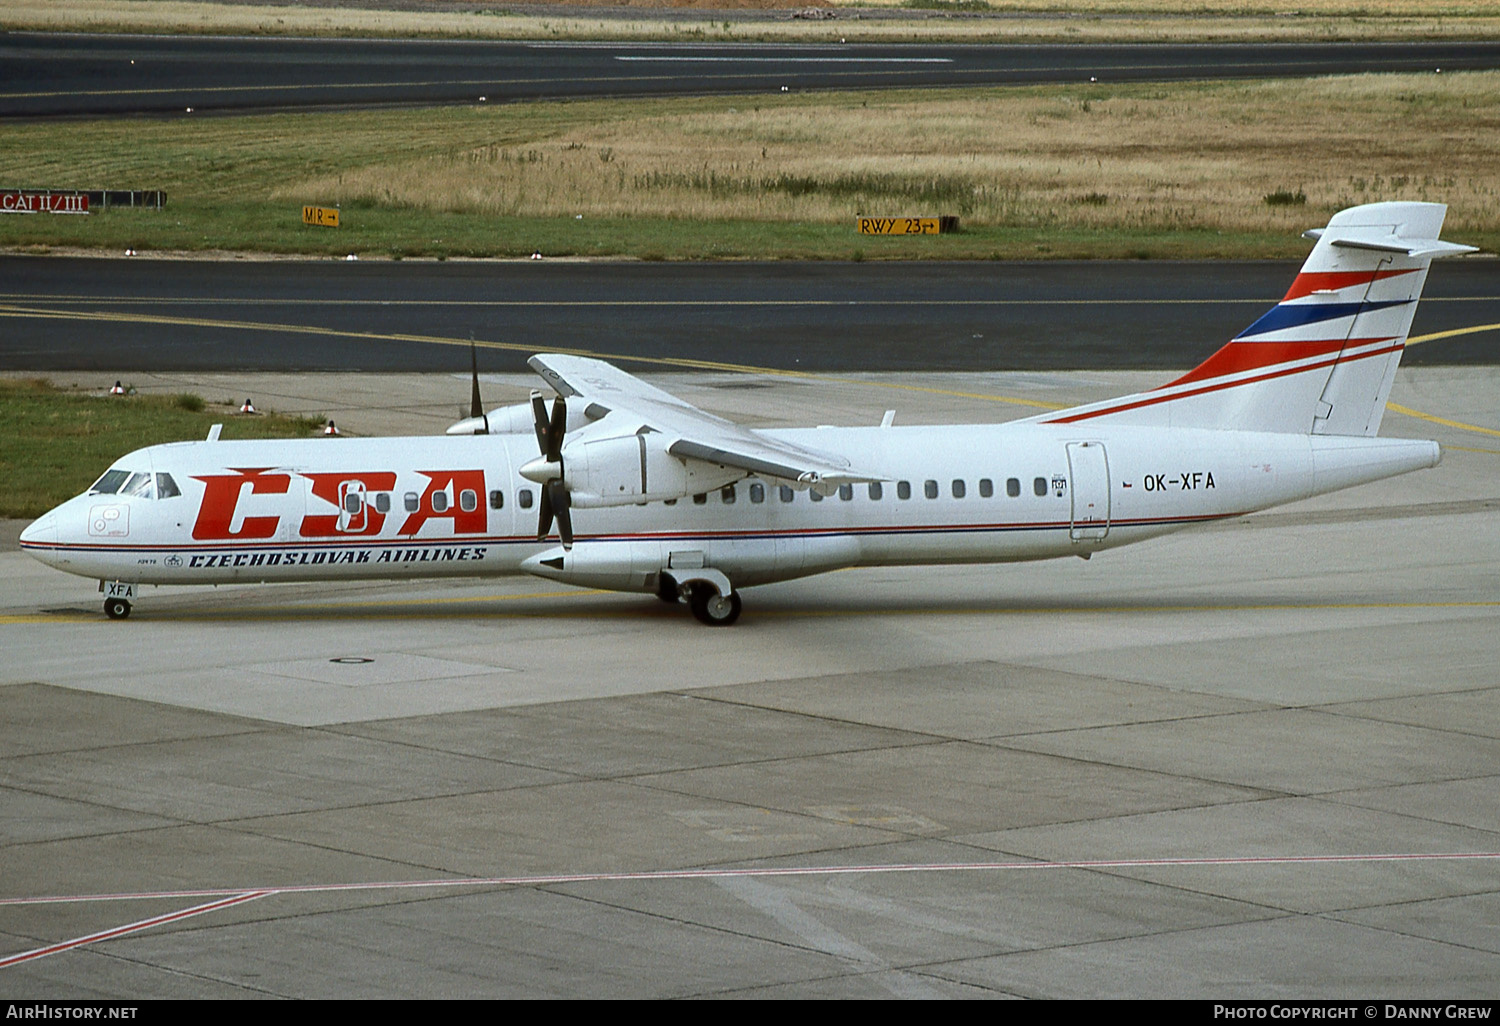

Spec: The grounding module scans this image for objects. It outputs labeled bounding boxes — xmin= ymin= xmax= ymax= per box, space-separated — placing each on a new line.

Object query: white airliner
xmin=19 ymin=202 xmax=1476 ymax=625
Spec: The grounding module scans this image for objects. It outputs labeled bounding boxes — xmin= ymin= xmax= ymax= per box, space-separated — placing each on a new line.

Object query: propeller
xmin=468 ymin=342 xmax=489 ymax=435
xmin=522 ymin=389 xmax=573 ymax=549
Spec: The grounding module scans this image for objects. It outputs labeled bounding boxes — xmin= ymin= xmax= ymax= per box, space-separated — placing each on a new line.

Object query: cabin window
xmin=89 ymin=469 xmax=130 ymax=495
xmin=979 ymin=478 xmax=993 ymax=498
xmin=839 ymin=484 xmax=853 ymax=501
xmin=459 ymin=489 xmax=478 ymax=513
xmin=1006 ymin=477 xmax=1020 ymax=498
xmin=924 ymin=480 xmax=938 ymax=500
xmin=375 ymin=493 xmax=391 ymax=514
xmin=897 ymin=481 xmax=911 ymax=500
xmin=343 ymin=491 xmax=363 ymax=514
xmin=810 ymin=489 xmax=824 ymax=502
xmin=488 ymin=490 xmax=504 ymax=510
xmin=432 ymin=491 xmax=450 ymax=513
xmin=780 ymin=485 xmax=795 ymax=503
xmin=404 ymin=491 xmax=419 ymax=512
xmin=693 ymin=492 xmax=707 ymax=505
xmin=664 ymin=498 xmax=677 ymax=506
xmin=721 ymin=485 xmax=736 ymax=505
xmin=868 ymin=482 xmax=883 ymax=500
xmin=1034 ymin=477 xmax=1048 ymax=497
xmin=155 ymin=473 xmax=181 ymax=499
xmin=749 ymin=483 xmax=765 ymax=504
xmin=518 ymin=489 xmax=534 ymax=509
xmin=121 ymin=472 xmax=154 ymax=499
xmin=951 ymin=479 xmax=966 ymax=499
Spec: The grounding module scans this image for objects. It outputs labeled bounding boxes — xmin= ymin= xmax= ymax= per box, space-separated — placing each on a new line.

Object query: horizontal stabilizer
xmin=1305 ymin=227 xmax=1479 ymax=260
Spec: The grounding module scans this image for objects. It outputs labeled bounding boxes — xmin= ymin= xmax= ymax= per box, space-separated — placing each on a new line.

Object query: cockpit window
xmin=156 ymin=473 xmax=181 ymax=499
xmin=90 ymin=469 xmax=130 ymax=495
xmin=121 ymin=472 xmax=154 ymax=499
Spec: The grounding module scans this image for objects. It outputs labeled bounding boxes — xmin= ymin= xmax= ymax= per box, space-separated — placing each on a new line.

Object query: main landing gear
xmin=657 ymin=572 xmax=743 ymax=626
xmin=687 ymin=584 xmax=742 ymax=627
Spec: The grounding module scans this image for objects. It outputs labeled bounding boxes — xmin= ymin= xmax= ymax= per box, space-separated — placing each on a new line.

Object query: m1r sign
xmin=0 ymin=190 xmax=89 ymax=214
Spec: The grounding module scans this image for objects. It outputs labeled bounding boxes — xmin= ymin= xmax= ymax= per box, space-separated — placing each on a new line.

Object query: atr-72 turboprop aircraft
xmin=19 ymin=202 xmax=1476 ymax=625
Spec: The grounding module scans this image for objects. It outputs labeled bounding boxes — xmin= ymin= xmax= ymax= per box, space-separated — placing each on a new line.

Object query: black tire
xmin=688 ymin=585 xmax=741 ymax=626
xmin=656 ymin=572 xmax=679 ymax=604
xmin=104 ymin=598 xmax=131 ymax=620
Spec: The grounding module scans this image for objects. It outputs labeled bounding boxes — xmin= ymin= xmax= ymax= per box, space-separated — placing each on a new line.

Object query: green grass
xmin=0 ymin=378 xmax=325 ymax=519
xmin=0 ymin=203 xmax=1318 ymax=261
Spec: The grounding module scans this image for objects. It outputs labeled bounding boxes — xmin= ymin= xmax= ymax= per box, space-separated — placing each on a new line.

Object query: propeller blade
xmin=550 ymin=481 xmax=574 ymax=550
xmin=468 ymin=344 xmax=489 ymax=434
xmin=530 ymin=390 xmax=550 ymax=454
xmin=527 ymin=390 xmax=571 ymax=548
xmin=546 ymin=395 xmax=567 ymax=464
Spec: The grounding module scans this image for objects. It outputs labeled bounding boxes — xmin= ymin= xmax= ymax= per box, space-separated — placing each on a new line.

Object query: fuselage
xmin=19 ymin=422 xmax=1439 ymax=594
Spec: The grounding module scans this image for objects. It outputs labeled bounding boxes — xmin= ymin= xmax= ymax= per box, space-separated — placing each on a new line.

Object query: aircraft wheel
xmin=104 ymin=598 xmax=131 ymax=620
xmin=688 ymin=585 xmax=741 ymax=627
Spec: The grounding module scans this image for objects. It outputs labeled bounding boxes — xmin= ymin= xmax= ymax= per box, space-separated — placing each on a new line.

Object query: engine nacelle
xmin=521 ymin=542 xmax=661 ymax=592
xmin=521 ymin=544 xmax=734 ymax=598
xmin=565 ymin=433 xmax=743 ymax=507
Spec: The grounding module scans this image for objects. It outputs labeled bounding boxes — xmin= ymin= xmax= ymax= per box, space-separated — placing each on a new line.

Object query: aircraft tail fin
xmin=1037 ymin=202 xmax=1476 ymax=435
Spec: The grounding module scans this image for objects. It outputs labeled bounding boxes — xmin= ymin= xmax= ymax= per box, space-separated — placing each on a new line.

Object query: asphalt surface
xmin=1 ymin=256 xmax=1495 ymax=373
xmin=6 ymin=33 xmax=1500 ymax=118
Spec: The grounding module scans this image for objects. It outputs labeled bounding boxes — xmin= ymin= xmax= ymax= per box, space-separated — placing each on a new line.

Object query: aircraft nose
xmin=19 ymin=509 xmax=57 ymax=549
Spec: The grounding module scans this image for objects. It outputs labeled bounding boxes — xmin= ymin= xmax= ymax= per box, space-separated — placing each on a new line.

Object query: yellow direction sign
xmin=302 ymin=205 xmax=340 ymax=228
xmin=856 ymin=216 xmax=958 ymax=235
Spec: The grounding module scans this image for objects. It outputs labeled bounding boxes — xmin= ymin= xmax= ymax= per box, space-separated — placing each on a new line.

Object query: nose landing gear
xmin=100 ymin=580 xmax=136 ymax=620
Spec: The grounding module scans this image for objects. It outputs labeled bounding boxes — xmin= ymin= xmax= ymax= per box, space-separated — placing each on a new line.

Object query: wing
xmin=529 ymin=354 xmax=879 ymax=490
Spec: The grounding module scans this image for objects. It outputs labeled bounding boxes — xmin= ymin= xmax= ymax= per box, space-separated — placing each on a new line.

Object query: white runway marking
xmin=0 ymin=891 xmax=268 ymax=969
xmin=614 ymin=56 xmax=953 ymax=63
xmin=4 ymin=853 xmax=1499 ymax=967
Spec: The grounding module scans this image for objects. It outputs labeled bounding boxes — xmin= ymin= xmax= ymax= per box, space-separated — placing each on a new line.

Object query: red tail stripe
xmin=1281 ymin=268 xmax=1419 ymax=301
xmin=1045 ymin=341 xmax=1404 ymax=424
xmin=1166 ymin=337 xmax=1393 ymax=388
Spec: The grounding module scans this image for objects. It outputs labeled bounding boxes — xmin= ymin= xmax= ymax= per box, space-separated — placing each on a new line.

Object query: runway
xmin=3 ymin=257 xmax=1498 ymax=373
xmin=6 ymin=33 xmax=1500 ymax=118
xmin=3 ymin=367 xmax=1499 ymax=997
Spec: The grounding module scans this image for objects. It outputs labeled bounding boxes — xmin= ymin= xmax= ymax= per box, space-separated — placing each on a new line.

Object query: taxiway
xmin=2 ymin=368 xmax=1498 ymax=997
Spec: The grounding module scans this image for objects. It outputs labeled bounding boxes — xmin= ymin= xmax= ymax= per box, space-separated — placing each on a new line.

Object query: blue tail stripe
xmin=1235 ymin=299 xmax=1410 ymax=340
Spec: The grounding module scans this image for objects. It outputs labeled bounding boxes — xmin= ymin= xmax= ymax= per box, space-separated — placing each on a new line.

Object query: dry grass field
xmin=2 ymin=73 xmax=1496 ymax=258
xmin=3 ymin=0 xmax=1498 ymax=42
xmin=279 ymin=74 xmax=1500 ymax=241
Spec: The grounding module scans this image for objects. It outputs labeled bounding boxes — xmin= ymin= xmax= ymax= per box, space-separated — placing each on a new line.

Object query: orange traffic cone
xmin=109 ymin=381 xmax=125 ymax=395
xmin=324 ymin=420 xmax=340 ymax=436
xmin=239 ymin=398 xmax=257 ymax=414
